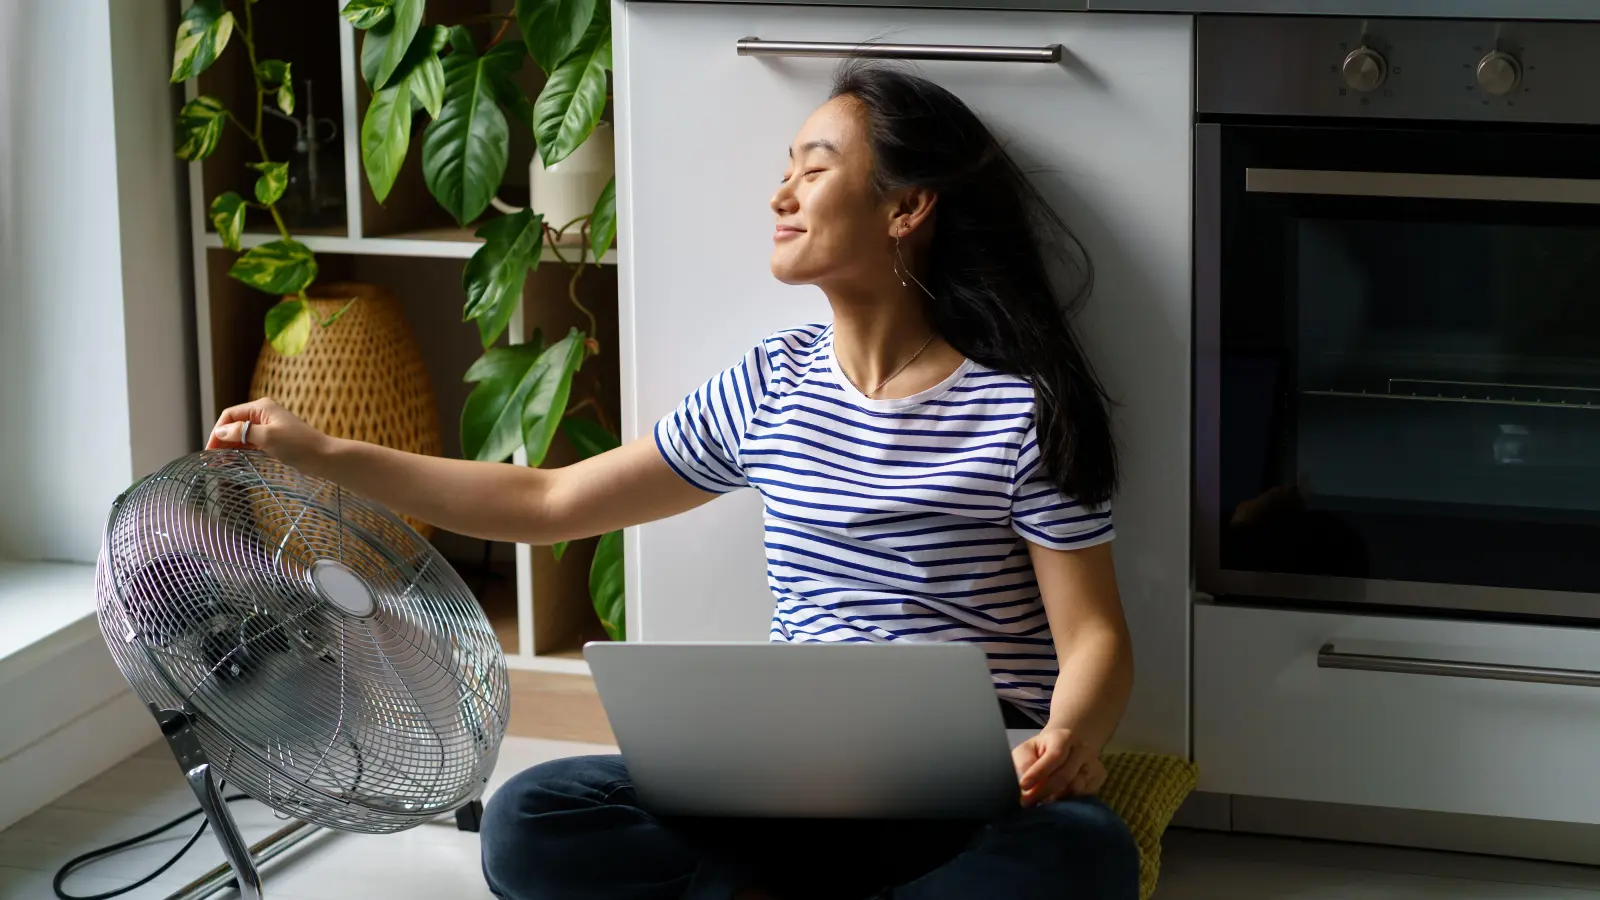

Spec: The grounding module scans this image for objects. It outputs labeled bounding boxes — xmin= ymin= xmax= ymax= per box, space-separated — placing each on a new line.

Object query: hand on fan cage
xmin=205 ymin=397 xmax=715 ymax=547
xmin=208 ymin=397 xmax=330 ymax=470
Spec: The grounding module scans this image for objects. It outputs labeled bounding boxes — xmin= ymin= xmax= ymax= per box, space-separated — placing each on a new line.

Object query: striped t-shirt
xmin=653 ymin=324 xmax=1114 ymax=721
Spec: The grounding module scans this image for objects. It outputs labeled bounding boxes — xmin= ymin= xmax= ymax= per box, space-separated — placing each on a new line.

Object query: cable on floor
xmin=51 ymin=787 xmax=251 ymax=900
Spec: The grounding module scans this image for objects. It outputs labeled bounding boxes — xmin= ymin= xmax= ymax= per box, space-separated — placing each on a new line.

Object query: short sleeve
xmin=1010 ymin=417 xmax=1115 ymax=550
xmin=653 ymin=343 xmax=769 ymax=494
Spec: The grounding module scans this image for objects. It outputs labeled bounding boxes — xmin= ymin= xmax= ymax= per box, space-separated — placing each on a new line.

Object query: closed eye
xmin=780 ymin=169 xmax=825 ymax=184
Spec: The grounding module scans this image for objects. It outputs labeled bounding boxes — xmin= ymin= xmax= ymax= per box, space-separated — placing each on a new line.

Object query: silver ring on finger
xmin=241 ymin=421 xmax=251 ymax=446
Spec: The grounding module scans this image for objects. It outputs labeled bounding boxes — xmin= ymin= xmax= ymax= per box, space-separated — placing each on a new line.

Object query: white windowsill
xmin=0 ymin=561 xmax=99 ymax=680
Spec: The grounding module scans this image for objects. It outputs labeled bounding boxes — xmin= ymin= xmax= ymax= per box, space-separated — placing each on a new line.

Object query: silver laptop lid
xmin=584 ymin=641 xmax=1020 ymax=819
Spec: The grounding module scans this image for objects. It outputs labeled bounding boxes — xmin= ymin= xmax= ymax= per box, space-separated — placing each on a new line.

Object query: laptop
xmin=583 ymin=641 xmax=1021 ymax=819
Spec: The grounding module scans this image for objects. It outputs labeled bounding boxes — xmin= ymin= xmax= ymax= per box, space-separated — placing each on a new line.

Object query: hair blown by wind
xmin=830 ymin=60 xmax=1119 ymax=508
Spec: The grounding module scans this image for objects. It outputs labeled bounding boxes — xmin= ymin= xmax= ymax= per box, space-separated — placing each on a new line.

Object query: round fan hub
xmin=311 ymin=560 xmax=375 ymax=617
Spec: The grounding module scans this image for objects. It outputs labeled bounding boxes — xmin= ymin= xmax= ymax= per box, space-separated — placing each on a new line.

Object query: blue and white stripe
xmin=654 ymin=325 xmax=1114 ymax=721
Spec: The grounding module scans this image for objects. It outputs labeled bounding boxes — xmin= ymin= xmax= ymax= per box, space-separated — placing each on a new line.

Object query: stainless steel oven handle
xmin=1318 ymin=643 xmax=1600 ymax=688
xmin=736 ymin=38 xmax=1063 ymax=64
xmin=1246 ymin=168 xmax=1600 ymax=206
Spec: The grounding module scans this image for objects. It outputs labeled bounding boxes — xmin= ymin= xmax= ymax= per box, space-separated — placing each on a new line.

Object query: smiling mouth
xmin=774 ymin=225 xmax=805 ymax=241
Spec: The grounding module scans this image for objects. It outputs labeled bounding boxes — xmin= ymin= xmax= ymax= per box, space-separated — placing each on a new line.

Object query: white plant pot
xmin=531 ymin=122 xmax=614 ymax=233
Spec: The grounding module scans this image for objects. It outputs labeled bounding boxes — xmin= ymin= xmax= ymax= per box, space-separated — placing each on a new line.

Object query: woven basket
xmin=249 ymin=282 xmax=442 ymax=538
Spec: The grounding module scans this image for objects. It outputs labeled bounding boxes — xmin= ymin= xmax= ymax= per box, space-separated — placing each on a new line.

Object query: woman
xmin=209 ymin=63 xmax=1138 ymax=899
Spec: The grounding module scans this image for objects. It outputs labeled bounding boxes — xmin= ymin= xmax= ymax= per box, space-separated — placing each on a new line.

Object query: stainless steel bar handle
xmin=1246 ymin=168 xmax=1600 ymax=206
xmin=1318 ymin=643 xmax=1600 ymax=688
xmin=736 ymin=38 xmax=1063 ymax=64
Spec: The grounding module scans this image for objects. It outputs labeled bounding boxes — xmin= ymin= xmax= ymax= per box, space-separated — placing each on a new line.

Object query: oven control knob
xmin=1476 ymin=50 xmax=1522 ymax=96
xmin=1341 ymin=46 xmax=1388 ymax=93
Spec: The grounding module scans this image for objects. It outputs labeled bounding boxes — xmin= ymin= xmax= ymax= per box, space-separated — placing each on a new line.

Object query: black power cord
xmin=52 ymin=788 xmax=252 ymax=900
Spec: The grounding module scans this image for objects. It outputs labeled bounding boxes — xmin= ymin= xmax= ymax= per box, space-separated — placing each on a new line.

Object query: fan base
xmin=454 ymin=799 xmax=484 ymax=833
xmin=153 ymin=705 xmax=489 ymax=898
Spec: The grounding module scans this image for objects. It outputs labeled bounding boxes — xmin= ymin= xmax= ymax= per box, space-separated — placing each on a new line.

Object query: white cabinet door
xmin=615 ymin=1 xmax=1193 ymax=756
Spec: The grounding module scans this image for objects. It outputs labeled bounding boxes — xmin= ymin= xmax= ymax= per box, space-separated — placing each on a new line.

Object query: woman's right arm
xmin=208 ymin=398 xmax=716 ymax=545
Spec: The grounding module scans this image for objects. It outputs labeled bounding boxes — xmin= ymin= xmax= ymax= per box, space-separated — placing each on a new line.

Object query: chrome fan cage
xmin=94 ymin=450 xmax=509 ymax=897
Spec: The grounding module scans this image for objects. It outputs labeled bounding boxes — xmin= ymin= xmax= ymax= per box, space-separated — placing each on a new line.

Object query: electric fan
xmin=94 ymin=450 xmax=509 ymax=899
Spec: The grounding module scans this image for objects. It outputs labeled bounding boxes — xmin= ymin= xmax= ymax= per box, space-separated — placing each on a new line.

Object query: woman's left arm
xmin=1013 ymin=540 xmax=1133 ymax=805
xmin=1033 ymin=539 xmax=1133 ymax=752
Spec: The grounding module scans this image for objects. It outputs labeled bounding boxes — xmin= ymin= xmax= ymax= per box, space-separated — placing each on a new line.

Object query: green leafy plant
xmin=170 ymin=0 xmax=624 ymax=640
xmin=172 ymin=0 xmax=335 ymax=356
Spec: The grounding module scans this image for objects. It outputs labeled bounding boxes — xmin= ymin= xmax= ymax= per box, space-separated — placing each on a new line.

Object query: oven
xmin=1195 ymin=16 xmax=1600 ymax=621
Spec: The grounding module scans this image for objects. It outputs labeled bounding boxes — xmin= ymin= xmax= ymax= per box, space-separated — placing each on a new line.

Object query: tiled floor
xmin=7 ymin=737 xmax=1600 ymax=899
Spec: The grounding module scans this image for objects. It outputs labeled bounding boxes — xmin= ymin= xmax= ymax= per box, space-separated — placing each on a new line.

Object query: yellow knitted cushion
xmin=1096 ymin=752 xmax=1199 ymax=900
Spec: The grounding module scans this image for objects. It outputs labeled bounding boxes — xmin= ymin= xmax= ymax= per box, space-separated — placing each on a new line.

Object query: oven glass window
xmin=1218 ymin=127 xmax=1600 ymax=595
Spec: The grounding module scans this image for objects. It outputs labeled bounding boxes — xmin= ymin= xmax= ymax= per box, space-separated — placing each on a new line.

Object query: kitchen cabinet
xmin=614 ymin=1 xmax=1194 ymax=755
xmin=1196 ymin=602 xmax=1600 ymax=824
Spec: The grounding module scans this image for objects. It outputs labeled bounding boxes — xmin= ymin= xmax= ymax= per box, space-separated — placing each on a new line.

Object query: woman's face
xmin=769 ymin=97 xmax=897 ymax=288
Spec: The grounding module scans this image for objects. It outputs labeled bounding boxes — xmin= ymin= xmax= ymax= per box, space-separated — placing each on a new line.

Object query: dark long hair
xmin=831 ymin=62 xmax=1119 ymax=507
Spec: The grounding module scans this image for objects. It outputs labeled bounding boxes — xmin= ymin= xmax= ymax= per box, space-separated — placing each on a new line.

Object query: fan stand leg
xmin=158 ymin=709 xmax=265 ymax=900
xmin=455 ymin=799 xmax=484 ymax=832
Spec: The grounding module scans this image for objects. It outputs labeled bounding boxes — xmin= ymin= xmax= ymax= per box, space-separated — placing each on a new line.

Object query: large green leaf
xmin=409 ymin=53 xmax=445 ymax=118
xmin=359 ymin=0 xmax=422 ymax=90
xmin=209 ymin=192 xmax=246 ymax=252
xmin=484 ymin=40 xmax=533 ymax=130
xmin=170 ymin=0 xmax=235 ymax=83
xmin=265 ymin=298 xmax=314 ymax=356
xmin=589 ymin=530 xmax=625 ymax=641
xmin=521 ymin=330 xmax=586 ymax=468
xmin=460 ymin=329 xmax=583 ymax=463
xmin=462 ymin=345 xmax=540 ymax=463
xmin=174 ymin=96 xmax=228 ymax=162
xmin=256 ymin=60 xmax=295 ymax=116
xmin=366 ymin=23 xmax=449 ymax=87
xmin=421 ymin=30 xmax=513 ymax=225
xmin=562 ymin=417 xmax=618 ymax=459
xmin=515 ymin=0 xmax=594 ymax=74
xmin=361 ymin=79 xmax=412 ymax=203
xmin=532 ymin=8 xmax=610 ymax=168
xmin=493 ymin=77 xmax=534 ymax=132
xmin=229 ymin=239 xmax=318 ymax=295
xmin=463 ymin=210 xmax=544 ymax=348
xmin=462 ymin=344 xmax=539 ymax=463
xmin=589 ymin=176 xmax=616 ymax=260
xmin=249 ymin=161 xmax=289 ymax=205
xmin=340 ymin=0 xmax=393 ymax=29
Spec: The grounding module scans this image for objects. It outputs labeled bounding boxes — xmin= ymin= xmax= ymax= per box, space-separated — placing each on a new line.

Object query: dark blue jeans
xmin=480 ymin=752 xmax=1139 ymax=900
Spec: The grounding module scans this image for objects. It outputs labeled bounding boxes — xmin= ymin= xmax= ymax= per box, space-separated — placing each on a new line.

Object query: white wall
xmin=0 ymin=0 xmax=193 ymax=563
xmin=0 ymin=0 xmax=191 ymax=826
xmin=111 ymin=0 xmax=197 ymax=484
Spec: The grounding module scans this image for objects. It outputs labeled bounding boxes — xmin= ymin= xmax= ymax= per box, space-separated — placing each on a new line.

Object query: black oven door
xmin=1196 ymin=121 xmax=1600 ymax=620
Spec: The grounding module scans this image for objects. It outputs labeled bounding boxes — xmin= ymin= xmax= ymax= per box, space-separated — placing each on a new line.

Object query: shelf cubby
xmin=195 ymin=0 xmax=348 ymax=236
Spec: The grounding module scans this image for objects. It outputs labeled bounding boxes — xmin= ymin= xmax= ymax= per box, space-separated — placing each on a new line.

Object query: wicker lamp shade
xmin=249 ymin=282 xmax=442 ymax=537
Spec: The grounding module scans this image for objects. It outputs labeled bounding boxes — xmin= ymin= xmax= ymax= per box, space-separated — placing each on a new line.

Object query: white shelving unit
xmin=182 ymin=1 xmax=610 ymax=675
xmin=200 ymin=228 xmax=619 ymax=264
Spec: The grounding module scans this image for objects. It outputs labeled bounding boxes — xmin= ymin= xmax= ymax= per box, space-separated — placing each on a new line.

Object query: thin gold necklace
xmin=853 ymin=333 xmax=937 ymax=399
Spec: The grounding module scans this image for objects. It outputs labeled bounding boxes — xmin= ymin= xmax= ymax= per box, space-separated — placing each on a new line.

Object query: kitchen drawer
xmin=1195 ymin=602 xmax=1600 ymax=824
